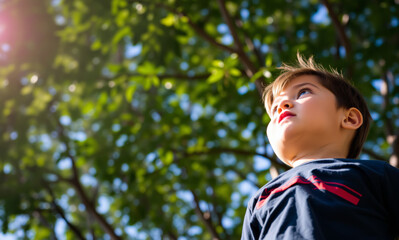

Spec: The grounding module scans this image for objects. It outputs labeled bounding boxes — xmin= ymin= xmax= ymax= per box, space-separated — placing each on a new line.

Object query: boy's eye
xmin=298 ymin=88 xmax=311 ymax=98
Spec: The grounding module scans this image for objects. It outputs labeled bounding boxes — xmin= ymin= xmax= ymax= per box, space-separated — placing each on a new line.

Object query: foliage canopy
xmin=0 ymin=0 xmax=398 ymax=239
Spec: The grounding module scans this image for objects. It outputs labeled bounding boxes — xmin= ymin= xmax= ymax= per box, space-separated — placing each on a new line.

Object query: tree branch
xmin=52 ymin=199 xmax=86 ymax=240
xmin=45 ymin=184 xmax=85 ymax=240
xmin=166 ymin=231 xmax=178 ymax=240
xmin=244 ymin=36 xmax=264 ymax=67
xmin=209 ymin=186 xmax=230 ymax=240
xmin=235 ymin=18 xmax=264 ymax=66
xmin=381 ymin=71 xmax=394 ymax=136
xmin=320 ymin=0 xmax=353 ymax=78
xmin=137 ymin=0 xmax=265 ymax=95
xmin=190 ymin=190 xmax=221 ymax=240
xmin=136 ymin=0 xmax=236 ymax=54
xmin=320 ymin=0 xmax=351 ymax=57
xmin=380 ymin=70 xmax=399 ymax=168
xmin=32 ymin=209 xmax=58 ymax=240
xmin=217 ymin=0 xmax=244 ymax=53
xmin=56 ymin=121 xmax=122 ymax=240
xmin=216 ymin=0 xmax=264 ymax=95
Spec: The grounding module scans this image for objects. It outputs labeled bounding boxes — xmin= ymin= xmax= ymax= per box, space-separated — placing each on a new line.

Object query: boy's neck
xmin=288 ymin=145 xmax=348 ymax=167
xmin=291 ymin=158 xmax=335 ymax=167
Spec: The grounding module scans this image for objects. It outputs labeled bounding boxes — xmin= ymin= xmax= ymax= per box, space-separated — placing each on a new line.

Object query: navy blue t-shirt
xmin=241 ymin=159 xmax=399 ymax=240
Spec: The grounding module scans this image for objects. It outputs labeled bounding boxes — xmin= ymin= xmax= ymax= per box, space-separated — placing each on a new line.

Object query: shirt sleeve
xmin=383 ymin=163 xmax=399 ymax=237
xmin=241 ymin=198 xmax=260 ymax=240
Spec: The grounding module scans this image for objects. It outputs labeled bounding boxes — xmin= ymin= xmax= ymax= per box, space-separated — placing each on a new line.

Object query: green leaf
xmin=229 ymin=68 xmax=241 ymax=77
xmin=91 ymin=40 xmax=102 ymax=50
xmin=250 ymin=68 xmax=266 ymax=83
xmin=112 ymin=26 xmax=131 ymax=45
xmin=160 ymin=14 xmax=176 ymax=27
xmin=21 ymin=85 xmax=33 ymax=95
xmin=125 ymin=84 xmax=137 ymax=102
xmin=161 ymin=151 xmax=174 ymax=165
xmin=207 ymin=69 xmax=224 ymax=83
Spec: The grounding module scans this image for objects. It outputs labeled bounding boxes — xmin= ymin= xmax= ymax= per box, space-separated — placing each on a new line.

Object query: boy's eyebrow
xmin=291 ymin=82 xmax=320 ymax=90
xmin=274 ymin=82 xmax=320 ymax=100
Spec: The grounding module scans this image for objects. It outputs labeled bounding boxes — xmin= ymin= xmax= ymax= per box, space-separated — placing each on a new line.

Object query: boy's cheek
xmin=266 ymin=123 xmax=276 ymax=143
xmin=266 ymin=122 xmax=272 ymax=135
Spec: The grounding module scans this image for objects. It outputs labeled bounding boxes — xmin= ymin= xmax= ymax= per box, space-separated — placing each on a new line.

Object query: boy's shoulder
xmin=247 ymin=158 xmax=399 ymax=211
xmin=252 ymin=158 xmax=395 ymax=202
xmin=284 ymin=158 xmax=391 ymax=175
xmin=296 ymin=158 xmax=391 ymax=171
xmin=243 ymin=159 xmax=399 ymax=239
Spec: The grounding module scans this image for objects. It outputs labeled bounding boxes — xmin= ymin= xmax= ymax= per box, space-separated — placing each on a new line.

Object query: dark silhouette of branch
xmin=321 ymin=0 xmax=353 ymax=78
xmin=381 ymin=71 xmax=394 ymax=136
xmin=69 ymin=166 xmax=122 ymax=240
xmin=56 ymin=121 xmax=122 ymax=240
xmin=209 ymin=185 xmax=230 ymax=240
xmin=190 ymin=190 xmax=221 ymax=240
xmin=32 ymin=210 xmax=58 ymax=240
xmin=182 ymin=14 xmax=236 ymax=53
xmin=244 ymin=34 xmax=264 ymax=67
xmin=135 ymin=0 xmax=236 ymax=54
xmin=136 ymin=0 xmax=264 ymax=96
xmin=217 ymin=0 xmax=244 ymax=52
xmin=166 ymin=232 xmax=178 ymax=240
xmin=216 ymin=0 xmax=264 ymax=95
xmin=320 ymin=0 xmax=351 ymax=57
xmin=45 ymin=183 xmax=86 ymax=240
xmin=216 ymin=0 xmax=254 ymax=72
xmin=51 ymin=199 xmax=86 ymax=240
xmin=379 ymin=70 xmax=399 ymax=168
xmin=234 ymin=18 xmax=264 ymax=66
xmin=380 ymin=70 xmax=399 ymax=168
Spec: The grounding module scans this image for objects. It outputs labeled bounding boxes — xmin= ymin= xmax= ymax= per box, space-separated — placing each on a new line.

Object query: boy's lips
xmin=278 ymin=111 xmax=296 ymax=123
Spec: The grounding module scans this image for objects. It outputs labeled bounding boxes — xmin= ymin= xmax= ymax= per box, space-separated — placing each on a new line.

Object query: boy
xmin=241 ymin=54 xmax=399 ymax=239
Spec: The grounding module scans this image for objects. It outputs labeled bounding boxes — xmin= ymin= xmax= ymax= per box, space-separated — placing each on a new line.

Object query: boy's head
xmin=263 ymin=54 xmax=371 ymax=167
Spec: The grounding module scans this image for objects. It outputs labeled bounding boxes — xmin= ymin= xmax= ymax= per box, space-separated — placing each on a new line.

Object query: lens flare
xmin=0 ymin=24 xmax=4 ymax=35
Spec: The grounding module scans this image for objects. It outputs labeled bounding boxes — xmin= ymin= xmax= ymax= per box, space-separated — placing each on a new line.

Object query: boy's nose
xmin=278 ymin=100 xmax=293 ymax=114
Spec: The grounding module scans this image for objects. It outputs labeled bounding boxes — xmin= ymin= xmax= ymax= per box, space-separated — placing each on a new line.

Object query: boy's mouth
xmin=278 ymin=111 xmax=295 ymax=123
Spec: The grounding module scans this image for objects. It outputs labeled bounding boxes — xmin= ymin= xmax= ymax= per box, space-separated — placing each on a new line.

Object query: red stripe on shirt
xmin=255 ymin=175 xmax=361 ymax=209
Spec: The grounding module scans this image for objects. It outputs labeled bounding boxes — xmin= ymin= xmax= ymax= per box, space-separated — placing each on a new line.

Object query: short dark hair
xmin=263 ymin=54 xmax=371 ymax=158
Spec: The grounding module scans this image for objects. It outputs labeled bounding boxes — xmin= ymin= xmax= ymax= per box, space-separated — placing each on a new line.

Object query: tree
xmin=0 ymin=0 xmax=398 ymax=239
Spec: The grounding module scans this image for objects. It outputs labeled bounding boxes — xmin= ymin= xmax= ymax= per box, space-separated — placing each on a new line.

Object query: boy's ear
xmin=342 ymin=107 xmax=363 ymax=130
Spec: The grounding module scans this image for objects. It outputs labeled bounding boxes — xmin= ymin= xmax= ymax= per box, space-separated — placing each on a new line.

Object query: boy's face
xmin=266 ymin=75 xmax=347 ymax=166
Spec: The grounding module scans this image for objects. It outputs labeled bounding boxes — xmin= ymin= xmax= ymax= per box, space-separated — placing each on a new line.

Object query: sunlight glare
xmin=0 ymin=24 xmax=4 ymax=36
xmin=30 ymin=75 xmax=38 ymax=84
